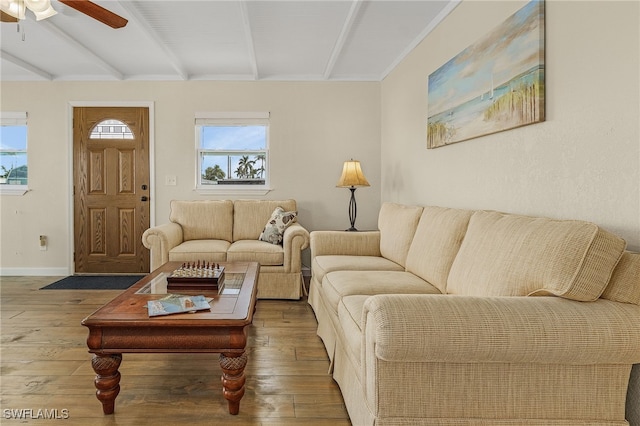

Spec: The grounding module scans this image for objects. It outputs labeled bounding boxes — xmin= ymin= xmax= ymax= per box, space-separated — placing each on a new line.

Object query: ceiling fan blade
xmin=59 ymin=0 xmax=127 ymax=29
xmin=1 ymin=10 xmax=19 ymax=23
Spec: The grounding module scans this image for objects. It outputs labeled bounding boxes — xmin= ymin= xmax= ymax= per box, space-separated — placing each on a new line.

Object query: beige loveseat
xmin=142 ymin=199 xmax=310 ymax=299
xmin=309 ymin=202 xmax=640 ymax=425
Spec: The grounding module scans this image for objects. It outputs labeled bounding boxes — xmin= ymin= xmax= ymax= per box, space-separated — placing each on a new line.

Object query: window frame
xmin=0 ymin=112 xmax=29 ymax=196
xmin=195 ymin=112 xmax=271 ymax=195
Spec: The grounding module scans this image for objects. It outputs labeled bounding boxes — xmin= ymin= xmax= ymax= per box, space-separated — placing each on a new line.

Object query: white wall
xmin=0 ymin=81 xmax=381 ymax=275
xmin=381 ymin=0 xmax=640 ymax=251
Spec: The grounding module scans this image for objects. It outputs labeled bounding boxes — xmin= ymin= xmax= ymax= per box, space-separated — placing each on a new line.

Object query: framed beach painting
xmin=427 ymin=0 xmax=545 ymax=148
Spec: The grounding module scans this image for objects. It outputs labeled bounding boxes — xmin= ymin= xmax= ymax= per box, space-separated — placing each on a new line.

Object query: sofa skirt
xmin=256 ymin=267 xmax=304 ymax=299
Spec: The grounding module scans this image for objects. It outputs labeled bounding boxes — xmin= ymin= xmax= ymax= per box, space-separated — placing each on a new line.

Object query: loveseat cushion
xmin=168 ymin=239 xmax=230 ymax=263
xmin=233 ymin=199 xmax=297 ymax=241
xmin=378 ymin=203 xmax=423 ymax=268
xmin=170 ymin=200 xmax=233 ymax=242
xmin=322 ymin=270 xmax=441 ymax=315
xmin=447 ymin=211 xmax=626 ymax=301
xmin=601 ymin=251 xmax=640 ymax=305
xmin=405 ymin=206 xmax=473 ymax=293
xmin=227 ymin=240 xmax=284 ymax=266
xmin=313 ymin=255 xmax=404 ymax=286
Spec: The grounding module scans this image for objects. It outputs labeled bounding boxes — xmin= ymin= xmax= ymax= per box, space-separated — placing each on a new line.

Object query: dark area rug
xmin=40 ymin=275 xmax=144 ymax=290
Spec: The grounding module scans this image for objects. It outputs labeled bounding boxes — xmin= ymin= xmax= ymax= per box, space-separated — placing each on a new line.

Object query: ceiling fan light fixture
xmin=1 ymin=0 xmax=57 ymax=21
xmin=0 ymin=0 xmax=26 ymax=20
xmin=24 ymin=0 xmax=49 ymax=13
xmin=32 ymin=2 xmax=56 ymax=20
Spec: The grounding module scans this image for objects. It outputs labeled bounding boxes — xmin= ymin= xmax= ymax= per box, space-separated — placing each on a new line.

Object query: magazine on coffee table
xmin=147 ymin=294 xmax=212 ymax=317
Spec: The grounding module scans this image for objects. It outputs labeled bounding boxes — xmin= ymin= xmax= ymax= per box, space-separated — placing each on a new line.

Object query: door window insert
xmin=90 ymin=119 xmax=134 ymax=139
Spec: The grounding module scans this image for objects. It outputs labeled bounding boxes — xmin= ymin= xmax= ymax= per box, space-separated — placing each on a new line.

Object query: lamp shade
xmin=336 ymin=160 xmax=370 ymax=188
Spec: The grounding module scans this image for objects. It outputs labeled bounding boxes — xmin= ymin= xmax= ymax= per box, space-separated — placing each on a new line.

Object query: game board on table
xmin=166 ymin=261 xmax=225 ymax=291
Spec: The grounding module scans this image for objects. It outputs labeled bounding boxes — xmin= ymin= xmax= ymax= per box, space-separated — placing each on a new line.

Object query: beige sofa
xmin=309 ymin=203 xmax=640 ymax=425
xmin=142 ymin=199 xmax=310 ymax=299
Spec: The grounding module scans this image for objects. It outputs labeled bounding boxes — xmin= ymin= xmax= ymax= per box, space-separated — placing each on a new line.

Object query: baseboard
xmin=0 ymin=267 xmax=69 ymax=276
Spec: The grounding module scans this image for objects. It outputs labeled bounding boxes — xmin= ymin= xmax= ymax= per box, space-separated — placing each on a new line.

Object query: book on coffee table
xmin=147 ymin=294 xmax=212 ymax=317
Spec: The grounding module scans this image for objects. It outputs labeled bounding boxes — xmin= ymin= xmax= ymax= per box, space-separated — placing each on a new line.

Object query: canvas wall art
xmin=427 ymin=0 xmax=545 ymax=148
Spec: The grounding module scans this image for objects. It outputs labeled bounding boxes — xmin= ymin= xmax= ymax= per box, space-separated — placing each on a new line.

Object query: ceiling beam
xmin=323 ymin=0 xmax=363 ymax=80
xmin=0 ymin=50 xmax=53 ymax=80
xmin=239 ymin=1 xmax=259 ymax=80
xmin=38 ymin=20 xmax=124 ymax=79
xmin=116 ymin=1 xmax=189 ymax=80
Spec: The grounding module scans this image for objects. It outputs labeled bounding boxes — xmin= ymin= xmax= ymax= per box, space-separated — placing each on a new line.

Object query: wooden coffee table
xmin=81 ymin=261 xmax=260 ymax=416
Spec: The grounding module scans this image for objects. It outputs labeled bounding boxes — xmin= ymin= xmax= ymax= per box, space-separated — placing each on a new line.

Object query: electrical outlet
xmin=39 ymin=235 xmax=47 ymax=251
xmin=165 ymin=175 xmax=177 ymax=186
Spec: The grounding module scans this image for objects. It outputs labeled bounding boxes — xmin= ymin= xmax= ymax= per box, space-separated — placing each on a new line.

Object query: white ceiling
xmin=0 ymin=0 xmax=459 ymax=82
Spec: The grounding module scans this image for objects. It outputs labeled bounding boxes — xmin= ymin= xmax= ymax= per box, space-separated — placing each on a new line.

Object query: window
xmin=196 ymin=112 xmax=269 ymax=193
xmin=0 ymin=112 xmax=28 ymax=195
xmin=90 ymin=119 xmax=134 ymax=139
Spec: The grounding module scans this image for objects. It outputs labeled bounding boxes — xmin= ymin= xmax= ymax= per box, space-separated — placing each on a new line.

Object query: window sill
xmin=0 ymin=185 xmax=29 ymax=196
xmin=195 ymin=186 xmax=272 ymax=196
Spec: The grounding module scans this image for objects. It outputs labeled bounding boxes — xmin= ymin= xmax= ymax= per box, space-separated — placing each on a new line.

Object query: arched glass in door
xmin=90 ymin=119 xmax=134 ymax=139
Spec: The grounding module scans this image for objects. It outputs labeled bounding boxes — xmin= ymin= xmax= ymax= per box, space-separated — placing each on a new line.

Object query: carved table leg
xmin=91 ymin=354 xmax=122 ymax=415
xmin=219 ymin=352 xmax=247 ymax=415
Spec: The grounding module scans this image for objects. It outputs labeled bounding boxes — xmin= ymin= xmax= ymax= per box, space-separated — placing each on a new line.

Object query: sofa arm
xmin=310 ymin=230 xmax=381 ymax=258
xmin=363 ymin=294 xmax=640 ymax=365
xmin=142 ymin=222 xmax=184 ymax=271
xmin=282 ymin=223 xmax=310 ymax=273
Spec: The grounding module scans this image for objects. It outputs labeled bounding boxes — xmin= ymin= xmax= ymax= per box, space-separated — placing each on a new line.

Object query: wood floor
xmin=0 ymin=276 xmax=351 ymax=425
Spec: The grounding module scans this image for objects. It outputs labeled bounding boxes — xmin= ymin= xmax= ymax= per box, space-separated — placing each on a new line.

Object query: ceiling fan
xmin=0 ymin=0 xmax=127 ymax=28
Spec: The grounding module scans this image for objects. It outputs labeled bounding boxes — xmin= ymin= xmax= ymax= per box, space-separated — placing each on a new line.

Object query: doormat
xmin=40 ymin=275 xmax=144 ymax=290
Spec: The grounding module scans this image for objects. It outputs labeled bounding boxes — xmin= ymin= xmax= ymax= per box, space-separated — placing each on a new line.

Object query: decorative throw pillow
xmin=259 ymin=207 xmax=298 ymax=245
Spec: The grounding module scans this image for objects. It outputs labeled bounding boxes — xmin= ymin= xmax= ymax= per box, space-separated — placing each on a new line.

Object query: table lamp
xmin=336 ymin=159 xmax=370 ymax=231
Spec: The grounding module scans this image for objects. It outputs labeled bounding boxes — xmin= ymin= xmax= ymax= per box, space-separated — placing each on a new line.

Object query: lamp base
xmin=346 ymin=187 xmax=359 ymax=232
xmin=345 ymin=226 xmax=358 ymax=232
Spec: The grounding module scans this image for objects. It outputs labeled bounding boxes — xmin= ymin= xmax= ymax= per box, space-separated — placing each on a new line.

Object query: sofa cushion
xmin=338 ymin=295 xmax=370 ymax=378
xmin=233 ymin=199 xmax=297 ymax=241
xmin=601 ymin=251 xmax=640 ymax=305
xmin=170 ymin=200 xmax=233 ymax=242
xmin=378 ymin=203 xmax=423 ymax=268
xmin=405 ymin=206 xmax=473 ymax=293
xmin=322 ymin=270 xmax=441 ymax=315
xmin=313 ymin=255 xmax=404 ymax=286
xmin=258 ymin=207 xmax=297 ymax=245
xmin=168 ymin=239 xmax=230 ymax=263
xmin=227 ymin=240 xmax=284 ymax=266
xmin=447 ymin=211 xmax=626 ymax=301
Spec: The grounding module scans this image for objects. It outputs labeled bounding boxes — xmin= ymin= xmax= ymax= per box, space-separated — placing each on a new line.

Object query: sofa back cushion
xmin=233 ymin=199 xmax=297 ymax=241
xmin=405 ymin=206 xmax=473 ymax=293
xmin=601 ymin=251 xmax=640 ymax=305
xmin=378 ymin=203 xmax=423 ymax=268
xmin=170 ymin=200 xmax=233 ymax=242
xmin=447 ymin=211 xmax=626 ymax=301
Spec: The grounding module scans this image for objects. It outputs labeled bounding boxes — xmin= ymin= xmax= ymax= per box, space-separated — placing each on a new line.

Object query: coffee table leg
xmin=219 ymin=352 xmax=247 ymax=415
xmin=91 ymin=353 xmax=122 ymax=415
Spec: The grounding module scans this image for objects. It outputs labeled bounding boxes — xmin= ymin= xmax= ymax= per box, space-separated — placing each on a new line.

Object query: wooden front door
xmin=73 ymin=107 xmax=150 ymax=273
